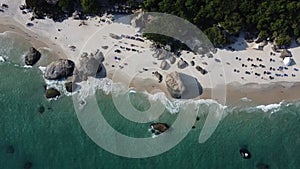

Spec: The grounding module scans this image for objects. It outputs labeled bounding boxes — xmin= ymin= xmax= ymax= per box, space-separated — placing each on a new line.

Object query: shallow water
xmin=0 ymin=36 xmax=299 ymax=169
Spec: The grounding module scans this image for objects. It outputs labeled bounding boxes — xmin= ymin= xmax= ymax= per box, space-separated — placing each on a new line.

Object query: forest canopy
xmin=142 ymin=0 xmax=300 ymax=48
xmin=25 ymin=0 xmax=300 ymax=48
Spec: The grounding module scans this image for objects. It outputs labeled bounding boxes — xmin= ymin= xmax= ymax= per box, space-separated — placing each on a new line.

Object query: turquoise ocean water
xmin=0 ymin=33 xmax=299 ymax=169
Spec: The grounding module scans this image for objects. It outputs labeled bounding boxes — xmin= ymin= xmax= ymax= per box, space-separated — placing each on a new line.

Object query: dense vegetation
xmin=25 ymin=0 xmax=300 ymax=48
xmin=143 ymin=0 xmax=300 ymax=48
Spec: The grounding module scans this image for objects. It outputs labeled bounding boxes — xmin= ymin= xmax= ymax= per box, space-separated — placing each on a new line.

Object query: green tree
xmin=81 ymin=0 xmax=96 ymax=13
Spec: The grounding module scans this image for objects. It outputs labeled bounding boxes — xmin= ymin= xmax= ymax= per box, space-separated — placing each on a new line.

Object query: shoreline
xmin=0 ymin=2 xmax=300 ymax=106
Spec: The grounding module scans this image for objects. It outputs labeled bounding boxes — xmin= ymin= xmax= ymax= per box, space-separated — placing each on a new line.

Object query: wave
xmin=256 ymin=102 xmax=283 ymax=114
xmin=0 ymin=56 xmax=5 ymax=62
xmin=36 ymin=68 xmax=299 ymax=116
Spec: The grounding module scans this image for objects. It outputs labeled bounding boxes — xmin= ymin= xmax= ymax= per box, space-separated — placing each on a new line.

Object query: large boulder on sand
xmin=25 ymin=47 xmax=41 ymax=66
xmin=160 ymin=60 xmax=169 ymax=70
xmin=165 ymin=71 xmax=185 ymax=98
xmin=44 ymin=59 xmax=75 ymax=80
xmin=169 ymin=56 xmax=176 ymax=64
xmin=177 ymin=59 xmax=188 ymax=69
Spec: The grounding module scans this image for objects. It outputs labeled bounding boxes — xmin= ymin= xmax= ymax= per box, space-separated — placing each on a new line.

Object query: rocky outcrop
xmin=45 ymin=88 xmax=60 ymax=99
xmin=74 ymin=50 xmax=105 ymax=81
xmin=165 ymin=71 xmax=185 ymax=98
xmin=25 ymin=47 xmax=41 ymax=66
xmin=65 ymin=82 xmax=78 ymax=92
xmin=44 ymin=59 xmax=75 ymax=80
xmin=150 ymin=123 xmax=169 ymax=135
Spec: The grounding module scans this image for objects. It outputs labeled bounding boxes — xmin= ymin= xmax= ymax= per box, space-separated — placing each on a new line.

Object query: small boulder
xmin=45 ymin=88 xmax=60 ymax=99
xmin=25 ymin=47 xmax=41 ymax=66
xmin=153 ymin=71 xmax=163 ymax=83
xmin=150 ymin=123 xmax=169 ymax=135
xmin=44 ymin=59 xmax=75 ymax=80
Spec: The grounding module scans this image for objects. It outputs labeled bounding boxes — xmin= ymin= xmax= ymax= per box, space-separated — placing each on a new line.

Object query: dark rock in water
xmin=6 ymin=145 xmax=14 ymax=154
xmin=256 ymin=163 xmax=269 ymax=169
xmin=44 ymin=59 xmax=75 ymax=80
xmin=38 ymin=105 xmax=45 ymax=114
xmin=43 ymin=85 xmax=47 ymax=91
xmin=239 ymin=148 xmax=251 ymax=159
xmin=192 ymin=126 xmax=196 ymax=129
xmin=65 ymin=82 xmax=77 ymax=92
xmin=150 ymin=123 xmax=169 ymax=135
xmin=25 ymin=47 xmax=41 ymax=66
xmin=24 ymin=161 xmax=32 ymax=169
xmin=45 ymin=88 xmax=60 ymax=99
xmin=196 ymin=116 xmax=200 ymax=121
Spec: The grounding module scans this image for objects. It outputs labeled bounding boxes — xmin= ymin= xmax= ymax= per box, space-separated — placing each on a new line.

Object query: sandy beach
xmin=1 ymin=0 xmax=300 ymax=106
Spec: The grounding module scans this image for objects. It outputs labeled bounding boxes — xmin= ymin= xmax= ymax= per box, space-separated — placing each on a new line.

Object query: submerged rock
xmin=25 ymin=47 xmax=41 ymax=66
xmin=256 ymin=163 xmax=269 ymax=169
xmin=38 ymin=105 xmax=45 ymax=114
xmin=165 ymin=71 xmax=185 ymax=99
xmin=23 ymin=161 xmax=32 ymax=169
xmin=44 ymin=59 xmax=75 ymax=80
xmin=150 ymin=123 xmax=169 ymax=135
xmin=45 ymin=88 xmax=60 ymax=99
xmin=6 ymin=145 xmax=14 ymax=154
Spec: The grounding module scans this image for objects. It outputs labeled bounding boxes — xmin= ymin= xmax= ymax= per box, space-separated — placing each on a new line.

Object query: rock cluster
xmin=74 ymin=50 xmax=105 ymax=81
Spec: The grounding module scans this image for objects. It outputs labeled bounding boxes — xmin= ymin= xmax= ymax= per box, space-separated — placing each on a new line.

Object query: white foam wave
xmin=256 ymin=101 xmax=283 ymax=113
xmin=23 ymin=65 xmax=32 ymax=68
xmin=0 ymin=56 xmax=5 ymax=62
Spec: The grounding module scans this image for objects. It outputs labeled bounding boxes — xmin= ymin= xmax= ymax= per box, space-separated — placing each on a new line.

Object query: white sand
xmin=1 ymin=0 xmax=300 ymax=104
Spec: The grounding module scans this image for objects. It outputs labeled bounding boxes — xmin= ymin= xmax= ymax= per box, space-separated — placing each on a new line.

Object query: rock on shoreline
xmin=25 ymin=47 xmax=41 ymax=66
xmin=44 ymin=59 xmax=75 ymax=80
xmin=45 ymin=88 xmax=60 ymax=98
xmin=165 ymin=71 xmax=185 ymax=98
